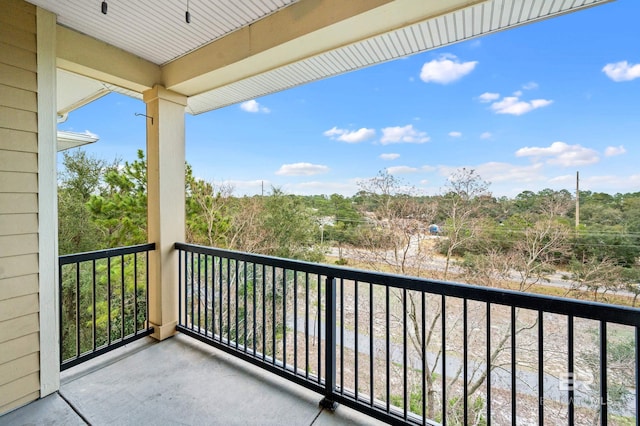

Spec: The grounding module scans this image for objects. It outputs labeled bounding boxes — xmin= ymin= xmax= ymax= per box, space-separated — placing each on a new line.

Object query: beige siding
xmin=0 ymin=0 xmax=40 ymax=414
xmin=0 ymin=314 xmax=39 ymax=345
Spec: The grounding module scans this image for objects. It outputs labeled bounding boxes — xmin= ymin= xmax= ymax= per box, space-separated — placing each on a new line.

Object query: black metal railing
xmin=58 ymin=243 xmax=155 ymax=370
xmin=175 ymin=242 xmax=640 ymax=426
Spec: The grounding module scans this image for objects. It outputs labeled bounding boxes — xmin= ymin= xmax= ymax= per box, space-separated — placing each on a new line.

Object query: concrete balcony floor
xmin=2 ymin=334 xmax=385 ymax=425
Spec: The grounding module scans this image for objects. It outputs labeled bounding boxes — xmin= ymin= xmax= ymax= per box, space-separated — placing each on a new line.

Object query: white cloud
xmin=275 ymin=162 xmax=330 ymax=176
xmin=604 ymin=145 xmax=626 ymax=157
xmin=323 ymin=127 xmax=343 ymax=137
xmin=478 ymin=89 xmax=553 ymax=116
xmin=240 ymin=99 xmax=270 ymax=113
xmin=522 ymin=81 xmax=539 ymax=90
xmin=419 ymin=55 xmax=478 ymax=84
xmin=480 ymin=132 xmax=492 ymax=140
xmin=422 ymin=165 xmax=436 ymax=172
xmin=380 ymin=153 xmax=400 ymax=160
xmin=387 ymin=166 xmax=419 ymax=174
xmin=448 ymin=131 xmax=462 ymax=138
xmin=515 ymin=142 xmax=600 ymax=167
xmin=490 ymin=96 xmax=553 ymax=116
xmin=478 ymin=92 xmax=500 ymax=103
xmin=380 ymin=125 xmax=430 ymax=145
xmin=83 ymin=130 xmax=99 ymax=138
xmin=323 ymin=127 xmax=376 ymax=143
xmin=602 ymin=61 xmax=640 ymax=82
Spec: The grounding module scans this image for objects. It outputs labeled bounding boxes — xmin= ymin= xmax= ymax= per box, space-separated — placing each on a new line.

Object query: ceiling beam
xmin=56 ymin=25 xmax=161 ymax=93
xmin=163 ymin=0 xmax=487 ymax=96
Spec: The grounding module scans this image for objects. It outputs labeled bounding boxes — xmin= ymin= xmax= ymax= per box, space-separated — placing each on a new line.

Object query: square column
xmin=143 ymin=86 xmax=187 ymax=340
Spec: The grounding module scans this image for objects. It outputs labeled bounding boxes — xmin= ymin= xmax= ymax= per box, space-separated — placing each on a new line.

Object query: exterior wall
xmin=0 ymin=0 xmax=41 ymax=414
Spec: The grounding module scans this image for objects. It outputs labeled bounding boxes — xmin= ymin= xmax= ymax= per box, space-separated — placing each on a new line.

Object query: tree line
xmin=59 ymin=149 xmax=640 ymax=303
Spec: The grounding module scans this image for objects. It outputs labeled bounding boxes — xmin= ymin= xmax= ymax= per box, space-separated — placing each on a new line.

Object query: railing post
xmin=320 ymin=276 xmax=338 ymax=411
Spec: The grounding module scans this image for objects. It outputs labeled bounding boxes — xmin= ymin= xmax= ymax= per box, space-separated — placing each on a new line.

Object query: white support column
xmin=143 ymin=85 xmax=187 ymax=341
xmin=37 ymin=7 xmax=60 ymax=397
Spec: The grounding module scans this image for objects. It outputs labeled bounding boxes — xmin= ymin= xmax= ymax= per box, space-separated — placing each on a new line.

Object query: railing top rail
xmin=59 ymin=243 xmax=156 ymax=265
xmin=175 ymin=242 xmax=640 ymax=327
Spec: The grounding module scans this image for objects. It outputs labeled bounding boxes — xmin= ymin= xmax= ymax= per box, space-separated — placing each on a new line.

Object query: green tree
xmin=88 ymin=150 xmax=147 ymax=247
xmin=262 ymin=188 xmax=324 ymax=262
xmin=58 ymin=150 xmax=109 ymax=254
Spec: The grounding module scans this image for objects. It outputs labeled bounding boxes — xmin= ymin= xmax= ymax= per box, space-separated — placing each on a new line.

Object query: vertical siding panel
xmin=0 ymin=0 xmax=41 ymax=414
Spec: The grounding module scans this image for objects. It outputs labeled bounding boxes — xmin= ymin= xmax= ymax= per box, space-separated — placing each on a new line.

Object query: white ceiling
xmin=27 ymin=0 xmax=300 ymax=65
xmin=30 ymin=0 xmax=612 ymax=115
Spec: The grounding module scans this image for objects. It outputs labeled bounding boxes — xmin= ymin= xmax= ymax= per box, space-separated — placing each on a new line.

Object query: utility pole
xmin=575 ymin=171 xmax=579 ymax=229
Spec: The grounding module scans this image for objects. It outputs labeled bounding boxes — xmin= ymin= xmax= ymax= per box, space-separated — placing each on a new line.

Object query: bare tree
xmin=440 ymin=168 xmax=490 ymax=280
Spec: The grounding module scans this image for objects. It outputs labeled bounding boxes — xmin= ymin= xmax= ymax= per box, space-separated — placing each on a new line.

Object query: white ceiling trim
xmin=186 ymin=0 xmax=612 ymax=115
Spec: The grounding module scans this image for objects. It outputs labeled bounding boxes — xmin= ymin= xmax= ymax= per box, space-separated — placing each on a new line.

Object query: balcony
xmin=3 ymin=243 xmax=640 ymax=425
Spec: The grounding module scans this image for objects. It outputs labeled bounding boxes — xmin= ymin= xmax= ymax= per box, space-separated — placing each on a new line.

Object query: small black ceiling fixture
xmin=185 ymin=0 xmax=191 ymax=23
xmin=101 ymin=1 xmax=107 ymax=14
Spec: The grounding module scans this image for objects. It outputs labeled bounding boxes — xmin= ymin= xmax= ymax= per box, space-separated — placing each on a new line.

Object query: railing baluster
xmin=272 ymin=265 xmax=276 ymax=365
xmin=283 ymin=268 xmax=287 ymax=369
xmin=219 ymin=256 xmax=223 ymax=343
xmin=340 ymin=278 xmax=344 ymax=394
xmin=305 ymin=273 xmax=309 ymax=379
xmin=441 ymin=295 xmax=446 ymax=425
xmin=370 ymin=282 xmax=374 ymax=408
xmin=93 ymin=259 xmax=97 ymax=345
xmin=197 ymin=253 xmax=202 ymax=333
xmin=121 ymin=254 xmax=125 ymax=339
xmin=354 ymin=280 xmax=359 ymax=401
xmin=227 ymin=258 xmax=231 ymax=344
xmin=75 ymin=261 xmax=80 ymax=357
xmin=294 ymin=271 xmax=298 ymax=374
xmin=568 ymin=315 xmax=575 ymax=426
xmin=133 ymin=255 xmax=137 ymax=335
xmin=253 ymin=262 xmax=257 ymax=356
xmin=403 ymin=288 xmax=408 ymax=420
xmin=422 ymin=291 xmax=426 ymax=426
xmin=320 ymin=276 xmax=337 ymax=410
xmin=538 ymin=311 xmax=543 ymax=426
xmin=600 ymin=321 xmax=608 ymax=426
xmin=511 ymin=306 xmax=517 ymax=426
xmin=145 ymin=249 xmax=149 ymax=331
xmin=463 ymin=298 xmax=468 ymax=426
xmin=386 ymin=285 xmax=390 ymax=413
xmin=318 ymin=273 xmax=322 ymax=385
xmin=244 ymin=261 xmax=247 ymax=351
xmin=204 ymin=255 xmax=208 ymax=336
xmin=636 ymin=326 xmax=639 ymax=426
xmin=107 ymin=256 xmax=111 ymax=344
xmin=178 ymin=250 xmax=182 ymax=325
xmin=487 ymin=302 xmax=492 ymax=426
xmin=262 ymin=264 xmax=266 ymax=361
xmin=235 ymin=260 xmax=239 ymax=349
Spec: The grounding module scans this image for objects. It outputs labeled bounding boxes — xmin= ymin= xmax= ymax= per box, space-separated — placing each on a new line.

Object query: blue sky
xmin=60 ymin=0 xmax=640 ymax=198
